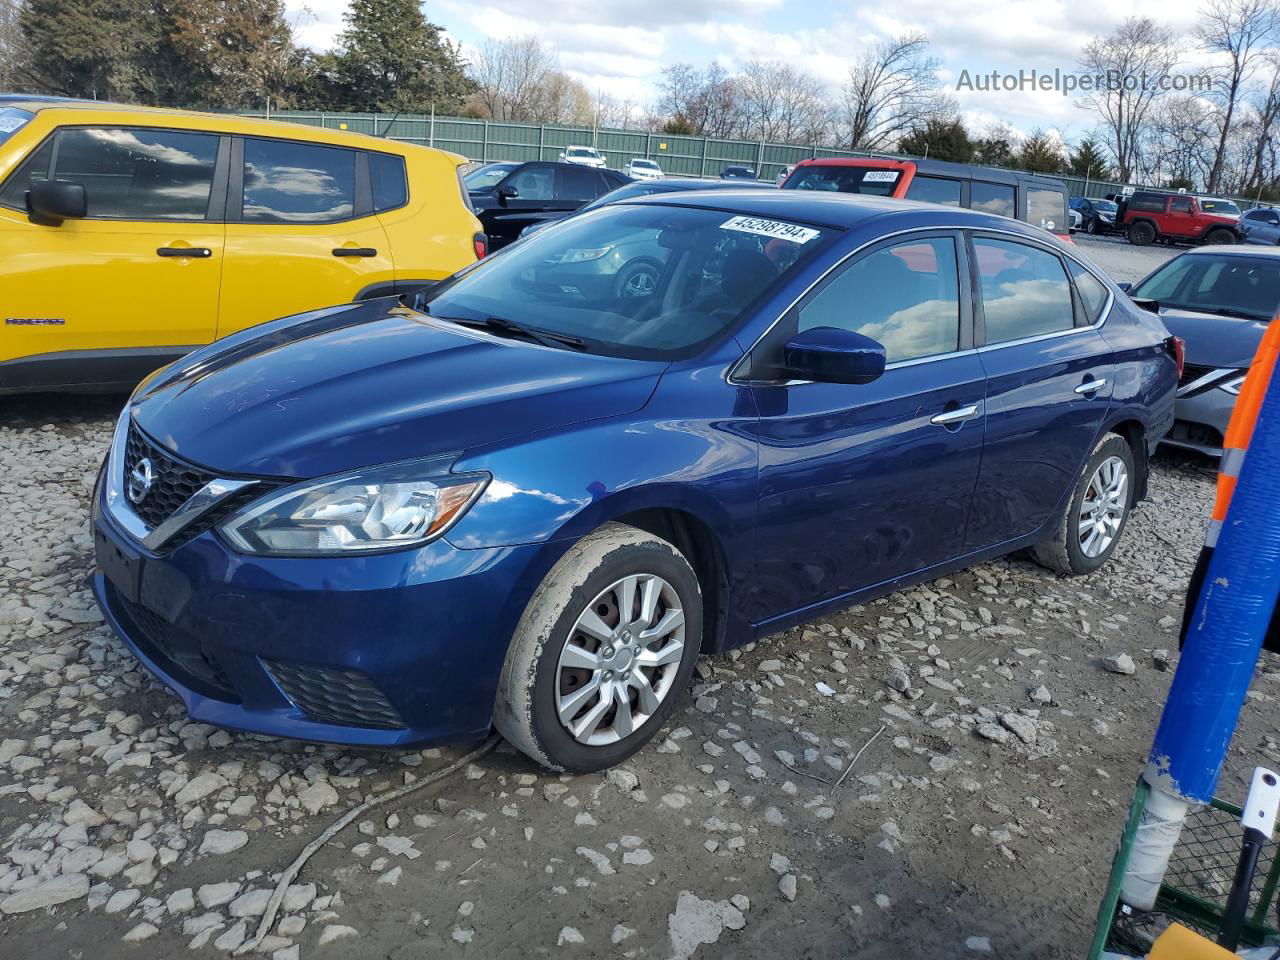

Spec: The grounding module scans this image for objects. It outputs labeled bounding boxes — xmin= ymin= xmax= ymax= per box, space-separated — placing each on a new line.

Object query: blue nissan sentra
xmin=92 ymin=192 xmax=1179 ymax=772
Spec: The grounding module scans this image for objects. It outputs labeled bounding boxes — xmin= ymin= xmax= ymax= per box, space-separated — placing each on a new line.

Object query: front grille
xmin=265 ymin=660 xmax=405 ymax=729
xmin=124 ymin=423 xmax=217 ymax=529
xmin=1178 ymin=363 xmax=1217 ymax=389
xmin=109 ymin=585 xmax=239 ymax=701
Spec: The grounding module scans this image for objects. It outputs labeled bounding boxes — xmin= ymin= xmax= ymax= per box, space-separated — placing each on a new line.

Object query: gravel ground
xmin=5 ymin=239 xmax=1275 ymax=960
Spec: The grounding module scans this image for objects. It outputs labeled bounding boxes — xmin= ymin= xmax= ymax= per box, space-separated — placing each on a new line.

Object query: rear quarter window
xmin=369 ymin=152 xmax=407 ymax=212
xmin=905 ymin=175 xmax=962 ymax=207
xmin=1129 ymin=194 xmax=1167 ymax=213
xmin=1027 ymin=187 xmax=1067 ymax=233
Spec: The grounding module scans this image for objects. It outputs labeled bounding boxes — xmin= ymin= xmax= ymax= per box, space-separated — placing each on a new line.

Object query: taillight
xmin=473 ymin=233 xmax=488 ymax=260
xmin=1166 ymin=335 xmax=1185 ymax=379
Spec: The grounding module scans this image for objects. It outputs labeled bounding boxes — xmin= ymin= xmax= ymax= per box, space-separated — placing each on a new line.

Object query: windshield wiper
xmin=434 ymin=314 xmax=586 ymax=350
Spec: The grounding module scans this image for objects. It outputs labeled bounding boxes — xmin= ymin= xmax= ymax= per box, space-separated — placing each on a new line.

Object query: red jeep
xmin=1117 ymin=191 xmax=1243 ymax=246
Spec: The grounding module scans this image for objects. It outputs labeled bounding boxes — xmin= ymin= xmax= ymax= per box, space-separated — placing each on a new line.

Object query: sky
xmin=287 ymin=0 xmax=1213 ymax=142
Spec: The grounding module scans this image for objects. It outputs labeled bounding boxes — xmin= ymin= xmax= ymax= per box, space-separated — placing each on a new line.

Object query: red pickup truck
xmin=1117 ymin=191 xmax=1243 ymax=246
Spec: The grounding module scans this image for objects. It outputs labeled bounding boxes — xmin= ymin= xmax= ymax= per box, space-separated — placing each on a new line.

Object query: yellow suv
xmin=0 ymin=99 xmax=484 ymax=393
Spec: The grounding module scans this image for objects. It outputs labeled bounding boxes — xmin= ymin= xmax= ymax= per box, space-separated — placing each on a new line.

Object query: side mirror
xmin=497 ymin=184 xmax=519 ymax=203
xmin=783 ymin=327 xmax=886 ymax=385
xmin=1116 ymin=282 xmax=1132 ymax=293
xmin=27 ymin=179 xmax=87 ymax=225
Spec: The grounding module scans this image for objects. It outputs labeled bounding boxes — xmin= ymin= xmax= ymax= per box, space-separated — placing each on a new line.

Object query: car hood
xmin=1157 ymin=306 xmax=1266 ymax=369
xmin=131 ymin=299 xmax=665 ymax=478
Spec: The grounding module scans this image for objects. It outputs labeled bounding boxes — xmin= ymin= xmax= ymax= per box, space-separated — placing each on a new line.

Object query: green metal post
xmin=1088 ymin=778 xmax=1151 ymax=960
xmin=699 ymin=137 xmax=707 ymax=179
xmin=482 ymin=122 xmax=489 ymax=163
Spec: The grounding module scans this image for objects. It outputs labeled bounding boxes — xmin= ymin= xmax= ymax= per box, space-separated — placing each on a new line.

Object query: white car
xmin=1069 ymin=208 xmax=1083 ymax=232
xmin=559 ymin=145 xmax=606 ymax=168
xmin=776 ymin=164 xmax=795 ymax=185
xmin=624 ymin=158 xmax=663 ymax=180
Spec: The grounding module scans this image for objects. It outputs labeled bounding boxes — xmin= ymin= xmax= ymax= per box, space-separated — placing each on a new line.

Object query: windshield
xmin=0 ymin=108 xmax=33 ymax=147
xmin=1132 ymin=253 xmax=1280 ymax=321
xmin=1201 ymin=199 xmax=1241 ymax=216
xmin=784 ymin=165 xmax=901 ymax=196
xmin=464 ymin=163 xmax=518 ymax=191
xmin=631 ymin=159 xmax=658 ymax=169
xmin=1093 ymin=200 xmax=1118 ymax=213
xmin=419 ymin=203 xmax=834 ymax=360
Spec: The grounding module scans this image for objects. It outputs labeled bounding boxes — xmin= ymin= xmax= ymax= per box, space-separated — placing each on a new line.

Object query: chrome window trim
xmin=103 ymin=408 xmax=258 ymax=551
xmin=727 ymin=223 xmax=1114 ymax=386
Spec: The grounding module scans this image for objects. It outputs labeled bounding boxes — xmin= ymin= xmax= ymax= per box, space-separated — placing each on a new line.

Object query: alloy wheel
xmin=556 ymin=574 xmax=685 ymax=746
xmin=1078 ymin=455 xmax=1128 ymax=558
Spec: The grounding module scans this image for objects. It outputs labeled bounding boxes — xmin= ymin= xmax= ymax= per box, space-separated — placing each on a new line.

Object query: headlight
xmin=1219 ymin=373 xmax=1247 ymax=395
xmin=220 ymin=456 xmax=488 ymax=556
xmin=545 ymin=246 xmax=613 ymax=264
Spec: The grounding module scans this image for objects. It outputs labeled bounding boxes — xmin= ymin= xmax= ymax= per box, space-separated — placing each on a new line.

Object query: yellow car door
xmin=218 ymin=136 xmax=393 ymax=336
xmin=0 ymin=124 xmax=224 ymax=389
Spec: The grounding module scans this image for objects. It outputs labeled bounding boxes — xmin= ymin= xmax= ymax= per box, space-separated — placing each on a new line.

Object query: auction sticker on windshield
xmin=721 ymin=216 xmax=820 ymax=244
xmin=863 ymin=170 xmax=899 ymax=182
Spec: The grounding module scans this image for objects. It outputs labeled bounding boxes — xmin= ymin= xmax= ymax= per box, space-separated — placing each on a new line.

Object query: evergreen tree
xmin=973 ymin=136 xmax=1014 ymax=167
xmin=331 ymin=0 xmax=471 ymax=112
xmin=1068 ymin=137 xmax=1112 ymax=180
xmin=20 ymin=0 xmax=161 ymax=101
xmin=165 ymin=0 xmax=297 ymax=109
xmin=897 ymin=118 xmax=974 ymax=163
xmin=1014 ymin=129 xmax=1065 ymax=173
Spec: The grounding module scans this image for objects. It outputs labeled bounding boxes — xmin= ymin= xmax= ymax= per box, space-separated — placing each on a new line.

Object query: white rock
xmin=104 ymin=888 xmax=141 ymax=913
xmin=122 ymin=922 xmax=158 ymax=942
xmin=297 ymin=781 xmax=339 ymax=815
xmin=1103 ymin=653 xmax=1136 ymax=675
xmin=779 ymin=874 xmax=797 ymax=901
xmin=1 ymin=873 xmax=90 ymax=914
xmin=229 ymin=888 xmax=272 ymax=917
xmin=558 ymin=927 xmax=585 ymax=945
xmin=197 ymin=882 xmax=240 ymax=908
xmin=199 ymin=829 xmax=248 ymax=856
xmin=318 ymin=924 xmax=359 ymax=945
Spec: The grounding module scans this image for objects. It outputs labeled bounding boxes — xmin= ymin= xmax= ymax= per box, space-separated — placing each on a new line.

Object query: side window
xmin=1068 ymin=261 xmax=1110 ymax=324
xmin=44 ymin=127 xmax=219 ymax=220
xmin=1027 ymin=187 xmax=1067 ymax=232
xmin=797 ymin=237 xmax=961 ymax=363
xmin=970 ymin=181 xmax=1016 ymax=218
xmin=904 ymin=175 xmax=962 ymax=207
xmin=973 ymin=237 xmax=1075 ymax=344
xmin=560 ymin=166 xmax=597 ymax=202
xmin=242 ymin=138 xmax=355 ymax=223
xmin=0 ymin=137 xmax=53 ymax=210
xmin=1129 ymin=193 xmax=1166 ymax=213
xmin=504 ymin=164 xmax=554 ymax=201
xmin=1170 ymin=196 xmax=1193 ymax=214
xmin=369 ymin=152 xmax=407 ymax=211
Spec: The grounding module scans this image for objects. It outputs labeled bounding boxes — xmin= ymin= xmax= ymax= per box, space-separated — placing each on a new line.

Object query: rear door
xmin=746 ymin=232 xmax=987 ymax=621
xmin=219 ymin=135 xmax=392 ymax=337
xmin=964 ymin=233 xmax=1114 ymax=551
xmin=0 ymin=123 xmax=224 ymax=385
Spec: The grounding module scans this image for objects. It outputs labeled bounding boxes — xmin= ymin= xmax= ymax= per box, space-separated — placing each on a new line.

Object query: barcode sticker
xmin=863 ymin=170 xmax=899 ymax=182
xmin=721 ymin=216 xmax=820 ymax=244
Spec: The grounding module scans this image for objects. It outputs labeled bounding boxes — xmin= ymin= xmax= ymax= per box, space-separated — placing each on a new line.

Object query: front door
xmin=0 ymin=124 xmax=224 ymax=387
xmin=1166 ymin=195 xmax=1197 ymax=239
xmin=964 ymin=233 xmax=1114 ymax=551
xmin=483 ymin=163 xmax=572 ymax=248
xmin=219 ymin=136 xmax=392 ymax=337
xmin=745 ymin=233 xmax=986 ymax=624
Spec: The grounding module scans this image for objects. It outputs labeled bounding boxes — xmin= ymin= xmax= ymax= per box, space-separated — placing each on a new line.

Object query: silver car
xmin=1124 ymin=245 xmax=1280 ymax=456
xmin=1242 ymin=207 xmax=1280 ymax=245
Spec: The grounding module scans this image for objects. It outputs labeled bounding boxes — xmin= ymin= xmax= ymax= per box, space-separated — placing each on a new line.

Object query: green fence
xmin=240 ymin=109 xmax=1263 ymax=208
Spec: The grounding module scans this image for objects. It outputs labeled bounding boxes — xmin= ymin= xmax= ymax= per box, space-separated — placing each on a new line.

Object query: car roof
xmin=1180 ymin=244 xmax=1280 ymax=258
xmin=794 ymin=155 xmax=1066 ymax=188
xmin=618 ymin=189 xmax=1065 ymax=235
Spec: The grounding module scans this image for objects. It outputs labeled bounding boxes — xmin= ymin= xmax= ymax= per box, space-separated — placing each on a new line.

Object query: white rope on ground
xmin=830 ymin=724 xmax=886 ymax=796
xmin=235 ymin=735 xmax=502 ymax=955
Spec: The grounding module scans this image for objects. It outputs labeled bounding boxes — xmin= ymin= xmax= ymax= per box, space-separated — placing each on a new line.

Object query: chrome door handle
xmin=930 ymin=404 xmax=980 ymax=426
xmin=1075 ymin=378 xmax=1107 ymax=395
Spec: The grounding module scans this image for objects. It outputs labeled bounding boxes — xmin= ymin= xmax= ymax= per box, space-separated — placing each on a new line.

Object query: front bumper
xmin=91 ymin=479 xmax=545 ymax=747
xmin=1160 ymin=389 xmax=1236 ymax=458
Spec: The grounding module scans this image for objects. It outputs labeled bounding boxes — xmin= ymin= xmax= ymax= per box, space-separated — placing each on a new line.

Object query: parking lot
xmin=1 ymin=234 xmax=1275 ymax=960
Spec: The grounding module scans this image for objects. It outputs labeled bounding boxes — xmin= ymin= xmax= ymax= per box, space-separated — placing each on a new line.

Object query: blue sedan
xmin=91 ymin=192 xmax=1178 ymax=771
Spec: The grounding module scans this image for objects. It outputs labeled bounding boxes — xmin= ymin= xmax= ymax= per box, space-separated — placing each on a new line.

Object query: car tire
xmin=493 ymin=522 xmax=702 ymax=772
xmin=1204 ymin=228 xmax=1236 ymax=245
xmin=1086 ymin=219 xmax=1099 ymax=234
xmin=1128 ymin=221 xmax=1156 ymax=246
xmin=614 ymin=261 xmax=660 ymax=298
xmin=1032 ymin=434 xmax=1136 ymax=576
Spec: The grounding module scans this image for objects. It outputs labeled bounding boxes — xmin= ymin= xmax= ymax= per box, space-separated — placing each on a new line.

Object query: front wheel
xmin=1086 ymin=218 xmax=1100 ymax=234
xmin=1032 ymin=434 xmax=1135 ymax=576
xmin=494 ymin=523 xmax=702 ymax=772
xmin=1204 ymin=228 xmax=1236 ymax=245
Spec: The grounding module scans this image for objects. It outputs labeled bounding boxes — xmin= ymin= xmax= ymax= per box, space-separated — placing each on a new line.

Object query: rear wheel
xmin=1033 ymin=434 xmax=1135 ymax=576
xmin=1128 ymin=221 xmax=1156 ymax=246
xmin=494 ymin=523 xmax=702 ymax=772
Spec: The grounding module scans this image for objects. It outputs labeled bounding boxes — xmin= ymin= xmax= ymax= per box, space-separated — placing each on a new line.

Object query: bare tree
xmin=1196 ymin=0 xmax=1279 ymax=192
xmin=1078 ymin=17 xmax=1180 ymax=182
xmin=735 ymin=59 xmax=829 ymax=143
xmin=0 ymin=0 xmax=30 ymax=89
xmin=1143 ymin=94 xmax=1217 ymax=187
xmin=468 ymin=35 xmax=559 ymax=122
xmin=657 ymin=62 xmax=741 ymax=137
xmin=1243 ymin=52 xmax=1280 ymax=190
xmin=839 ymin=33 xmax=943 ymax=151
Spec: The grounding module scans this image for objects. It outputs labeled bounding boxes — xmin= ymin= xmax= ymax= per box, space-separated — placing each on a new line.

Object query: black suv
xmin=1070 ymin=196 xmax=1121 ymax=235
xmin=464 ymin=161 xmax=630 ymax=249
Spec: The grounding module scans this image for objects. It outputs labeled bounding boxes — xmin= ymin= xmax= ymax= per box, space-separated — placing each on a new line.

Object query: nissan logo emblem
xmin=127 ymin=457 xmax=154 ymax=505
